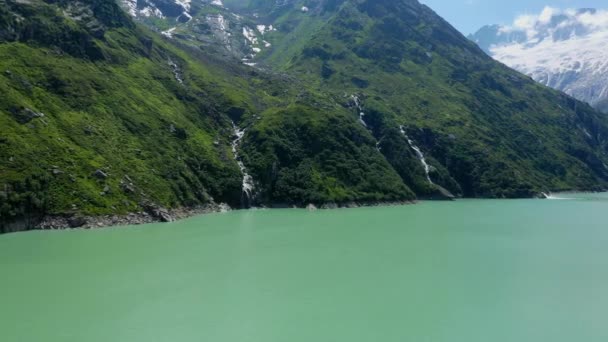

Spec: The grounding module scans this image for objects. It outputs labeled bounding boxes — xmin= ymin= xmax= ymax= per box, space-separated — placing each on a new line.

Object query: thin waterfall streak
xmin=400 ymin=125 xmax=434 ymax=184
xmin=232 ymin=122 xmax=255 ymax=207
xmin=351 ymin=95 xmax=368 ymax=128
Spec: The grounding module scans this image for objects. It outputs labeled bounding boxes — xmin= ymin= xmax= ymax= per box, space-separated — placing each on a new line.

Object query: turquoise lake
xmin=1 ymin=193 xmax=607 ymax=341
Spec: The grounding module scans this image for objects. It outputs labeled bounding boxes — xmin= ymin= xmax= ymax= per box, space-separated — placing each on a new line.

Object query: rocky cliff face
xmin=117 ymin=0 xmax=345 ymax=64
xmin=469 ymin=8 xmax=608 ymax=113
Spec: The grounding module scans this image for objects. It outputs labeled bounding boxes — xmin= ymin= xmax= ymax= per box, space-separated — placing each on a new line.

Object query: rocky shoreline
xmin=31 ymin=200 xmax=416 ymax=231
xmin=36 ymin=203 xmax=232 ymax=230
xmin=298 ymin=200 xmax=416 ymax=211
xmin=8 ymin=190 xmax=608 ymax=233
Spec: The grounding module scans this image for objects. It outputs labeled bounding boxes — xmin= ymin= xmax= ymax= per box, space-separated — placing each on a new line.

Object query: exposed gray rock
xmin=147 ymin=205 xmax=174 ymax=222
xmin=120 ymin=175 xmax=136 ymax=193
xmin=67 ymin=216 xmax=87 ymax=228
xmin=434 ymin=185 xmax=456 ymax=201
xmin=342 ymin=202 xmax=359 ymax=208
xmin=217 ymin=203 xmax=231 ymax=212
xmin=306 ymin=203 xmax=317 ymax=211
xmin=92 ymin=169 xmax=108 ymax=179
xmin=10 ymin=107 xmax=44 ymax=124
xmin=320 ymin=202 xmax=338 ymax=209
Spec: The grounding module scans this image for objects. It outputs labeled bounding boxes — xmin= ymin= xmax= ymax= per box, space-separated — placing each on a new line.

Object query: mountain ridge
xmin=469 ymin=7 xmax=608 ymax=113
xmin=1 ymin=0 xmax=418 ymax=232
xmin=2 ymin=0 xmax=608 ymax=232
xmin=273 ymin=0 xmax=608 ymax=196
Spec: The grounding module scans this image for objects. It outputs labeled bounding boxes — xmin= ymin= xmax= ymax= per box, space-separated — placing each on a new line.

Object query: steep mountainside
xmin=469 ymin=8 xmax=608 ymax=113
xmin=242 ymin=0 xmax=608 ymax=198
xmin=0 ymin=0 xmax=414 ymax=232
xmin=121 ymin=0 xmax=608 ymax=196
xmin=3 ymin=0 xmax=608 ymax=232
xmin=118 ymin=0 xmax=346 ymax=66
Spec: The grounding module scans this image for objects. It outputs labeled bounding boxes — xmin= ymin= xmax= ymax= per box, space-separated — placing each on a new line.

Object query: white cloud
xmin=498 ymin=7 xmax=608 ymax=41
xmin=577 ymin=10 xmax=608 ymax=28
xmin=538 ymin=6 xmax=557 ymax=24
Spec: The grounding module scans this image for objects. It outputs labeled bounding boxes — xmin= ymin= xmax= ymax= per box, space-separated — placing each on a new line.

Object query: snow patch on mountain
xmin=139 ymin=7 xmax=164 ymax=18
xmin=206 ymin=14 xmax=232 ymax=47
xmin=162 ymin=27 xmax=177 ymax=37
xmin=243 ymin=27 xmax=258 ymax=45
xmin=256 ymin=25 xmax=275 ymax=35
xmin=470 ymin=7 xmax=608 ymax=111
xmin=123 ymin=0 xmax=136 ymax=16
xmin=121 ymin=0 xmax=276 ymax=65
xmin=241 ymin=24 xmax=275 ymax=63
xmin=174 ymin=0 xmax=191 ymax=12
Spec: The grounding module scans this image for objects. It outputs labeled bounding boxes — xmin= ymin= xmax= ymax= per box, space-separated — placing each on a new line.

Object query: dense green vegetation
xmin=0 ymin=0 xmax=420 ymax=231
xmin=241 ymin=104 xmax=414 ymax=205
xmin=2 ymin=0 xmax=608 ymax=231
xmin=0 ymin=1 xmax=249 ymax=229
xmin=255 ymin=0 xmax=608 ymax=197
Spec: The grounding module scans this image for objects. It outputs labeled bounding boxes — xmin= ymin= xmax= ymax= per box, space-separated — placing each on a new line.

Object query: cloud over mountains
xmin=470 ymin=7 xmax=608 ymax=112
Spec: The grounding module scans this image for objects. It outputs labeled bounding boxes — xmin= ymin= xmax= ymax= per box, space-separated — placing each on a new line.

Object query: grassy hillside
xmin=0 ymin=0 xmax=249 ymax=227
xmin=0 ymin=0 xmax=417 ymax=232
xmin=241 ymin=104 xmax=414 ymax=205
xmin=3 ymin=0 xmax=608 ymax=232
xmin=264 ymin=0 xmax=608 ymax=197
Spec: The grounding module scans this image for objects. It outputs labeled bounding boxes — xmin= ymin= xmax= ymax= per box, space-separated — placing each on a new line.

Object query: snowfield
xmin=472 ymin=7 xmax=608 ymax=110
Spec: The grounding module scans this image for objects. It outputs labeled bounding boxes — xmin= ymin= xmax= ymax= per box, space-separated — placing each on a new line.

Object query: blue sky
xmin=420 ymin=0 xmax=608 ymax=34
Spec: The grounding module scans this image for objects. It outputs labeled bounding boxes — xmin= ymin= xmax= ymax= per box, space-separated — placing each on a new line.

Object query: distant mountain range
xmin=469 ymin=7 xmax=608 ymax=113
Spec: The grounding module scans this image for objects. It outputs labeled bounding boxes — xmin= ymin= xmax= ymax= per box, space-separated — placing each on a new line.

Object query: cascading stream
xmin=231 ymin=122 xmax=255 ymax=207
xmin=400 ymin=125 xmax=434 ymax=184
xmin=351 ymin=95 xmax=368 ymax=128
xmin=351 ymin=94 xmax=384 ymax=152
xmin=167 ymin=58 xmax=183 ymax=85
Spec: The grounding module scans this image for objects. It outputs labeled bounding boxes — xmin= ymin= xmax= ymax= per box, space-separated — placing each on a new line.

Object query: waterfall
xmin=350 ymin=95 xmax=383 ymax=151
xmin=167 ymin=58 xmax=183 ymax=84
xmin=542 ymin=192 xmax=572 ymax=200
xmin=231 ymin=122 xmax=255 ymax=207
xmin=351 ymin=95 xmax=368 ymax=127
xmin=400 ymin=126 xmax=433 ymax=184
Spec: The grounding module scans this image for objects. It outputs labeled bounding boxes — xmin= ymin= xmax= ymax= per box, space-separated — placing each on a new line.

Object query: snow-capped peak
xmin=470 ymin=7 xmax=608 ymax=111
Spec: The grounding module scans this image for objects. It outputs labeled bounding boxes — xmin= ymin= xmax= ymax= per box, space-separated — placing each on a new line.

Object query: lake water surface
xmin=1 ymin=193 xmax=607 ymax=341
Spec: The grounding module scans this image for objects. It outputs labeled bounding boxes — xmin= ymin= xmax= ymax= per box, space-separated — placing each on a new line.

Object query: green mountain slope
xmin=248 ymin=0 xmax=608 ymax=197
xmin=163 ymin=0 xmax=608 ymax=197
xmin=0 ymin=0 xmax=245 ymax=228
xmin=3 ymin=0 xmax=608 ymax=232
xmin=0 ymin=0 xmax=415 ymax=232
